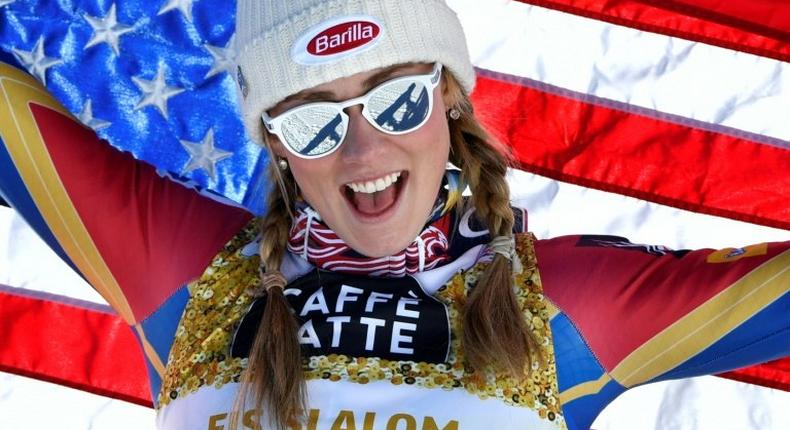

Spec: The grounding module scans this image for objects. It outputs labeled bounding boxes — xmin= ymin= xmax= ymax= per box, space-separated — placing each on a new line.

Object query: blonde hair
xmin=230 ymin=68 xmax=538 ymax=430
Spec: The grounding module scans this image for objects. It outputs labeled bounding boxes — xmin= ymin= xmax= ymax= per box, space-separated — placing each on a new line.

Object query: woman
xmin=210 ymin=1 xmax=789 ymax=429
xmin=0 ymin=0 xmax=787 ymax=429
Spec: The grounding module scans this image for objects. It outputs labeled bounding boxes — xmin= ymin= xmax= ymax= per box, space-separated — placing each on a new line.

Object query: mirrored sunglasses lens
xmin=368 ymin=79 xmax=431 ymax=133
xmin=281 ymin=106 xmax=345 ymax=157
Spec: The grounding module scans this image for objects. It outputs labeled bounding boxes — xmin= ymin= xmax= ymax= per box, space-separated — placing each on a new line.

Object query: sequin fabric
xmin=158 ymin=221 xmax=260 ymax=405
xmin=159 ymin=222 xmax=565 ymax=429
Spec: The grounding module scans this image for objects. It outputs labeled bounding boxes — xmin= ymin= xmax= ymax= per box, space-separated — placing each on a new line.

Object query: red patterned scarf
xmin=286 ymin=170 xmax=527 ymax=277
xmin=288 ymin=170 xmax=462 ymax=277
xmin=287 ymin=206 xmax=456 ymax=277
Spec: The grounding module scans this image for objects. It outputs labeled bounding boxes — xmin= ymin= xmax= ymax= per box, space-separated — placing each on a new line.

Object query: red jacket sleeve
xmin=537 ymin=234 xmax=790 ymax=387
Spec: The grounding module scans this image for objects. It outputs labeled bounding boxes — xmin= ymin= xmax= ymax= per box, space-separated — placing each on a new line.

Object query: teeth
xmin=346 ymin=172 xmax=402 ymax=194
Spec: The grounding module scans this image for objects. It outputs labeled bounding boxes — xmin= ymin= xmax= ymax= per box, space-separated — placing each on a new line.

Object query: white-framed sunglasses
xmin=262 ymin=63 xmax=443 ymax=159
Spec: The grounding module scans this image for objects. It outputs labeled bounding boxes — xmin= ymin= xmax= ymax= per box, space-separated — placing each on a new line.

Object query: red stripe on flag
xmin=658 ymin=0 xmax=790 ymax=38
xmin=722 ymin=358 xmax=790 ymax=392
xmin=471 ymin=73 xmax=790 ymax=230
xmin=0 ymin=288 xmax=153 ymax=407
xmin=515 ymin=0 xmax=790 ymax=63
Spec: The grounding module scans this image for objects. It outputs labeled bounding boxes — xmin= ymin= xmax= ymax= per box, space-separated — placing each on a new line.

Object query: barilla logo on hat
xmin=292 ymin=15 xmax=384 ymax=65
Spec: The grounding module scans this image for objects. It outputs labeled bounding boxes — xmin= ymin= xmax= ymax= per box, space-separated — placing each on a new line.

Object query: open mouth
xmin=342 ymin=171 xmax=408 ymax=218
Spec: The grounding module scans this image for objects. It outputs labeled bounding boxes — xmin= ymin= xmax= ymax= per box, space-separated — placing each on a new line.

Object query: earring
xmin=448 ymin=108 xmax=461 ymax=120
xmin=278 ymin=158 xmax=288 ymax=171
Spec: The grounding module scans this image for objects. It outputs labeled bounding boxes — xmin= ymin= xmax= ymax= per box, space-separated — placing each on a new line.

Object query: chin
xmin=342 ymin=224 xmax=421 ymax=258
xmin=330 ymin=185 xmax=432 ymax=258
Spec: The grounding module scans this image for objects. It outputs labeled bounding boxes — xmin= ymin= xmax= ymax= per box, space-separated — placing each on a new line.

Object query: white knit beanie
xmin=234 ymin=0 xmax=476 ymax=145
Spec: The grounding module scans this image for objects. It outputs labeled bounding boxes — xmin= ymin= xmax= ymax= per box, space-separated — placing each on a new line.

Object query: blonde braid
xmin=230 ymin=154 xmax=306 ymax=430
xmin=258 ymin=161 xmax=296 ymax=271
xmin=445 ymin=71 xmax=539 ymax=378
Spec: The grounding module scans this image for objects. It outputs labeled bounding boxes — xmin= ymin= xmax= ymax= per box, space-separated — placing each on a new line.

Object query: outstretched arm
xmin=537 ymin=234 xmax=789 ymax=429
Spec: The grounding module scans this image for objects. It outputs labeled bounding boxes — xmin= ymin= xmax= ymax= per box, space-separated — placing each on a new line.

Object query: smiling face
xmin=266 ymin=63 xmax=451 ymax=257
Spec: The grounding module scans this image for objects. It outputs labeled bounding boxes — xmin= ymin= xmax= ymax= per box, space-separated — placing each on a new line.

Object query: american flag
xmin=0 ymin=0 xmax=268 ymax=213
xmin=1 ymin=0 xmax=789 ymax=429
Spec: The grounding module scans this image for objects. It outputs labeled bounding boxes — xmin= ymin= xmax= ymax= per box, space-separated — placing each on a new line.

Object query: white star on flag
xmin=84 ymin=3 xmax=134 ymax=56
xmin=158 ymin=0 xmax=197 ymax=22
xmin=0 ymin=0 xmax=17 ymax=8
xmin=180 ymin=129 xmax=232 ymax=180
xmin=77 ymin=99 xmax=111 ymax=131
xmin=11 ymin=36 xmax=62 ymax=86
xmin=203 ymin=35 xmax=236 ymax=79
xmin=131 ymin=63 xmax=185 ymax=119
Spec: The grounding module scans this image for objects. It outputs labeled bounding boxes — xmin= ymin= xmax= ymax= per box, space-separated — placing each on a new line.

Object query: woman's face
xmin=268 ymin=63 xmax=451 ymax=257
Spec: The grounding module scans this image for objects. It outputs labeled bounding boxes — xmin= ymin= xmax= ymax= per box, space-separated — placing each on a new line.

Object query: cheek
xmin=405 ymin=107 xmax=452 ymax=211
xmin=425 ymin=90 xmax=451 ymax=158
xmin=285 ymin=156 xmax=335 ymax=205
xmin=412 ymin=105 xmax=451 ymax=168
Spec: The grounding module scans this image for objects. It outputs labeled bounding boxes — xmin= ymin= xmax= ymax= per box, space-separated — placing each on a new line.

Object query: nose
xmin=339 ymin=107 xmax=387 ymax=164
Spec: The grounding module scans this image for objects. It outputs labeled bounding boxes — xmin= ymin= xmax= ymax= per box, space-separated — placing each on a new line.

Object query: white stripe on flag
xmin=0 ymin=206 xmax=106 ymax=304
xmin=593 ymin=375 xmax=790 ymax=430
xmin=449 ymin=0 xmax=790 ymax=144
xmin=0 ymin=371 xmax=154 ymax=430
xmin=507 ymin=168 xmax=790 ymax=248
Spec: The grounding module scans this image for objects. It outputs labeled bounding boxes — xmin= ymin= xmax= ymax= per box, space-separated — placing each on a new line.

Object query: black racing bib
xmin=232 ymin=270 xmax=451 ymax=364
